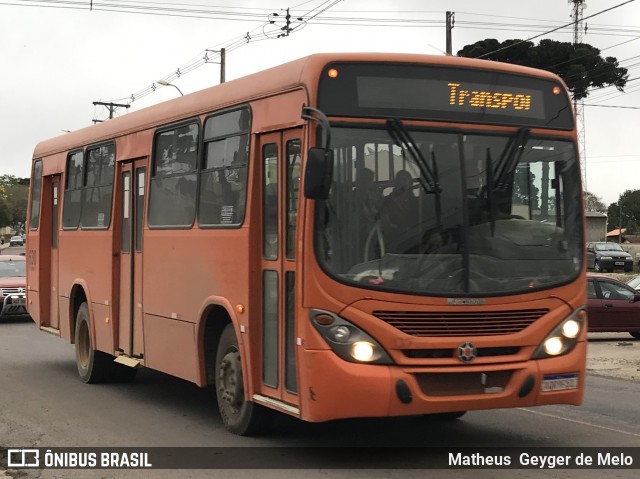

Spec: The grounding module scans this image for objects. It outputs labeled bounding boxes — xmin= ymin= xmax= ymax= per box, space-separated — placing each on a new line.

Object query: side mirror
xmin=303 ymin=147 xmax=333 ymax=200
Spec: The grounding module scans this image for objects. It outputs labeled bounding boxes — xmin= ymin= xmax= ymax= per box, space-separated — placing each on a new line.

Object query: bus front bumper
xmin=298 ymin=341 xmax=586 ymax=423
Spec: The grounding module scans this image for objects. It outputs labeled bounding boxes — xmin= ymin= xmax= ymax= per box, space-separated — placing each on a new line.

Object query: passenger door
xmin=117 ymin=159 xmax=147 ymax=359
xmin=256 ymin=128 xmax=302 ymax=412
xmin=49 ymin=177 xmax=60 ymax=329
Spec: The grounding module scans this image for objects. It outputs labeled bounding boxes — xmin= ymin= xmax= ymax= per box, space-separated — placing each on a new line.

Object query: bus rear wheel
xmin=74 ymin=302 xmax=112 ymax=384
xmin=215 ymin=324 xmax=268 ymax=435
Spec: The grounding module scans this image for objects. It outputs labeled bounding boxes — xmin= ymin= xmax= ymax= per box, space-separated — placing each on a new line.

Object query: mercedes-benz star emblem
xmin=457 ymin=342 xmax=477 ymax=363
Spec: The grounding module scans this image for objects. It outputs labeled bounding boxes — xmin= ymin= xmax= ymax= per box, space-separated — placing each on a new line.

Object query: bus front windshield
xmin=315 ymin=125 xmax=583 ymax=296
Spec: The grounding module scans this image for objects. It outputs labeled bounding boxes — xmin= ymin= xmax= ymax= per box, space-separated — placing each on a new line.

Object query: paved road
xmin=1 ymin=319 xmax=639 ymax=478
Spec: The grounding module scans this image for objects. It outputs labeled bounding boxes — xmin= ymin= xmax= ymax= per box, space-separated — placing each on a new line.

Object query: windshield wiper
xmin=386 ymin=118 xmax=442 ymax=229
xmin=493 ymin=127 xmax=530 ymax=190
xmin=386 ymin=119 xmax=440 ymax=194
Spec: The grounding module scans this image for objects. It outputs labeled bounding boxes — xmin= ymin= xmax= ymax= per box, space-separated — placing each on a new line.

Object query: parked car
xmin=9 ymin=235 xmax=23 ymax=247
xmin=626 ymin=275 xmax=640 ymax=291
xmin=587 ymin=275 xmax=640 ymax=339
xmin=585 ymin=242 xmax=633 ymax=272
xmin=0 ymin=255 xmax=28 ymax=319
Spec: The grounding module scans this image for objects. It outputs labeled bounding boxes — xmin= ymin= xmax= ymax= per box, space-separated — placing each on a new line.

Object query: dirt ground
xmin=586 ymin=332 xmax=640 ymax=382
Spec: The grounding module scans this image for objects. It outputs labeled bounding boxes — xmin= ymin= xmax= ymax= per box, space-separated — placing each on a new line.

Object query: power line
xmin=105 ymin=0 xmax=341 ymax=108
xmin=584 ymin=103 xmax=640 ymax=109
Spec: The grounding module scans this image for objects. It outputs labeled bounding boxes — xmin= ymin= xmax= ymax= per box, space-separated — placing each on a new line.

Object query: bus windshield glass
xmin=315 ymin=125 xmax=583 ymax=296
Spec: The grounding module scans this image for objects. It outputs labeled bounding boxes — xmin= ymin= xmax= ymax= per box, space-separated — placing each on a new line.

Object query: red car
xmin=0 ymin=255 xmax=28 ymax=319
xmin=587 ymin=275 xmax=640 ymax=339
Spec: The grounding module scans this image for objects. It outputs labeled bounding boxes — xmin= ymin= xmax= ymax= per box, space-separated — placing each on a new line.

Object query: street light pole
xmin=619 ymin=202 xmax=622 ymax=244
xmin=157 ymin=80 xmax=184 ymax=96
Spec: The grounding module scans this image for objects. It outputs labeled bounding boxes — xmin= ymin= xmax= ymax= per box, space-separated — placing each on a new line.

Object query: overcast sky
xmin=1 ymin=0 xmax=638 ymax=206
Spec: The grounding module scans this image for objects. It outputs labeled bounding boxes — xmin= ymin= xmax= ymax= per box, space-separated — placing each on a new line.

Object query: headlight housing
xmin=532 ymin=307 xmax=586 ymax=359
xmin=310 ymin=309 xmax=393 ymax=365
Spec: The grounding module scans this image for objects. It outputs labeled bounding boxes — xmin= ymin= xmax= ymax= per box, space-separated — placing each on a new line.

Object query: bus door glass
xmin=49 ymin=176 xmax=60 ymax=329
xmin=118 ymin=159 xmax=146 ymax=359
xmin=259 ymin=128 xmax=302 ymax=406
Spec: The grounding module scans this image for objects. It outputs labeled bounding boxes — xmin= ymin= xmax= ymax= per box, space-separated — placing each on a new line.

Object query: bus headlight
xmin=532 ymin=308 xmax=586 ymax=359
xmin=351 ymin=341 xmax=375 ymax=362
xmin=543 ymin=337 xmax=563 ymax=356
xmin=310 ymin=309 xmax=393 ymax=365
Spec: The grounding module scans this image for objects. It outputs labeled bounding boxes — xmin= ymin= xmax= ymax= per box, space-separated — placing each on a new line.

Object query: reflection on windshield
xmin=0 ymin=261 xmax=26 ymax=278
xmin=595 ymin=243 xmax=623 ymax=252
xmin=315 ymin=126 xmax=583 ymax=296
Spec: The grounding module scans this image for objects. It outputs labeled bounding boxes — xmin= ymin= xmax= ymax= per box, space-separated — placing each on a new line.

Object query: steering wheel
xmin=364 ymin=220 xmax=385 ymax=262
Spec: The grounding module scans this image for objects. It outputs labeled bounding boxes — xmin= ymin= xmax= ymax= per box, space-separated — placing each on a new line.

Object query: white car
xmin=9 ymin=236 xmax=23 ymax=247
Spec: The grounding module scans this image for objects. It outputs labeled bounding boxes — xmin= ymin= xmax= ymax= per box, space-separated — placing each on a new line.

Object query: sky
xmin=0 ymin=0 xmax=638 ymax=206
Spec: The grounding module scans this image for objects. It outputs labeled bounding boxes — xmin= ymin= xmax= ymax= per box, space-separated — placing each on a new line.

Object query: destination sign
xmin=317 ymin=62 xmax=573 ymax=130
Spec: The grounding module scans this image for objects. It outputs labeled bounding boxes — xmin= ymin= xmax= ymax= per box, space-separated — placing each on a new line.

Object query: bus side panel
xmin=26 ymin=230 xmax=42 ymax=326
xmin=27 ymin=290 xmax=41 ymax=326
xmin=143 ymin=313 xmax=198 ymax=382
xmin=91 ymin=302 xmax=112 ymax=353
xmin=58 ymin=231 xmax=114 ymax=351
xmin=142 ymin=230 xmax=250 ymax=382
xmin=58 ymin=296 xmax=71 ymax=340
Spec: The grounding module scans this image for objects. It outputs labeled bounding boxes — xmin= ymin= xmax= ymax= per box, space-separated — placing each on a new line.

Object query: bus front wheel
xmin=215 ymin=324 xmax=268 ymax=435
xmin=74 ymin=302 xmax=112 ymax=384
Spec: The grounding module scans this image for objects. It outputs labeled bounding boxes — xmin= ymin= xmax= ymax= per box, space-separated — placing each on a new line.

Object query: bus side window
xmin=148 ymin=123 xmax=199 ymax=228
xmin=198 ymin=107 xmax=251 ymax=227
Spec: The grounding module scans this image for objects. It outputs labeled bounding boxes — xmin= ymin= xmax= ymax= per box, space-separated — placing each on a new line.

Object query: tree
xmin=0 ymin=175 xmax=28 ymax=230
xmin=457 ymin=39 xmax=628 ymax=100
xmin=607 ymin=190 xmax=640 ymax=234
xmin=584 ymin=191 xmax=607 ymax=213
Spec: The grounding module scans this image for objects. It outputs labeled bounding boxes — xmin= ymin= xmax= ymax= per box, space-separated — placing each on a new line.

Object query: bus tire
xmin=215 ymin=323 xmax=268 ymax=435
xmin=74 ymin=302 xmax=112 ymax=384
xmin=630 ymin=331 xmax=640 ymax=339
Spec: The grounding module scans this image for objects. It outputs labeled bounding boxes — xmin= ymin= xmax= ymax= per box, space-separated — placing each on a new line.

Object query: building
xmin=585 ymin=211 xmax=607 ymax=243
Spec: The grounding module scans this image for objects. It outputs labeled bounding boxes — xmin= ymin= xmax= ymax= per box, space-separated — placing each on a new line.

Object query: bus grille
xmin=1 ymin=288 xmax=24 ymax=296
xmin=374 ymin=309 xmax=549 ymax=337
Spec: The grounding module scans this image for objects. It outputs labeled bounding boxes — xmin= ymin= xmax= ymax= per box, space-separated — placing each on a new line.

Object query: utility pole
xmin=619 ymin=201 xmax=623 ymax=244
xmin=570 ymin=0 xmax=587 ymax=207
xmin=205 ymin=48 xmax=226 ymax=84
xmin=92 ymin=101 xmax=130 ymax=119
xmin=445 ymin=11 xmax=455 ymax=55
xmin=220 ymin=47 xmax=225 ymax=83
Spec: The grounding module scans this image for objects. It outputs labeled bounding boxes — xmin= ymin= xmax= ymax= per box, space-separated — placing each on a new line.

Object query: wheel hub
xmin=218 ymin=350 xmax=243 ymax=410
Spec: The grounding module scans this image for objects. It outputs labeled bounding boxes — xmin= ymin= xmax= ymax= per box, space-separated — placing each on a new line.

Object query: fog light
xmin=562 ymin=319 xmax=580 ymax=339
xmin=544 ymin=337 xmax=563 ymax=356
xmin=351 ymin=341 xmax=375 ymax=362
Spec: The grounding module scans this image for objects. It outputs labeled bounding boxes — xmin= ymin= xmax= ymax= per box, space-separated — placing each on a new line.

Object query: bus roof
xmin=33 ymin=52 xmax=565 ymax=159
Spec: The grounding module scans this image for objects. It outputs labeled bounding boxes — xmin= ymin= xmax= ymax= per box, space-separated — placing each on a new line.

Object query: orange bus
xmin=27 ymin=53 xmax=587 ymax=435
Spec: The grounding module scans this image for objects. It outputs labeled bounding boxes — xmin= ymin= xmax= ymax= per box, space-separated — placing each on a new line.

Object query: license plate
xmin=615 ymin=261 xmax=625 ymax=266
xmin=542 ymin=373 xmax=578 ymax=391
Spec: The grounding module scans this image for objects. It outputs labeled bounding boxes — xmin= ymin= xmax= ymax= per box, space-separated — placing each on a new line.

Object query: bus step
xmin=39 ymin=326 xmax=60 ymax=336
xmin=114 ymin=356 xmax=141 ymax=368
